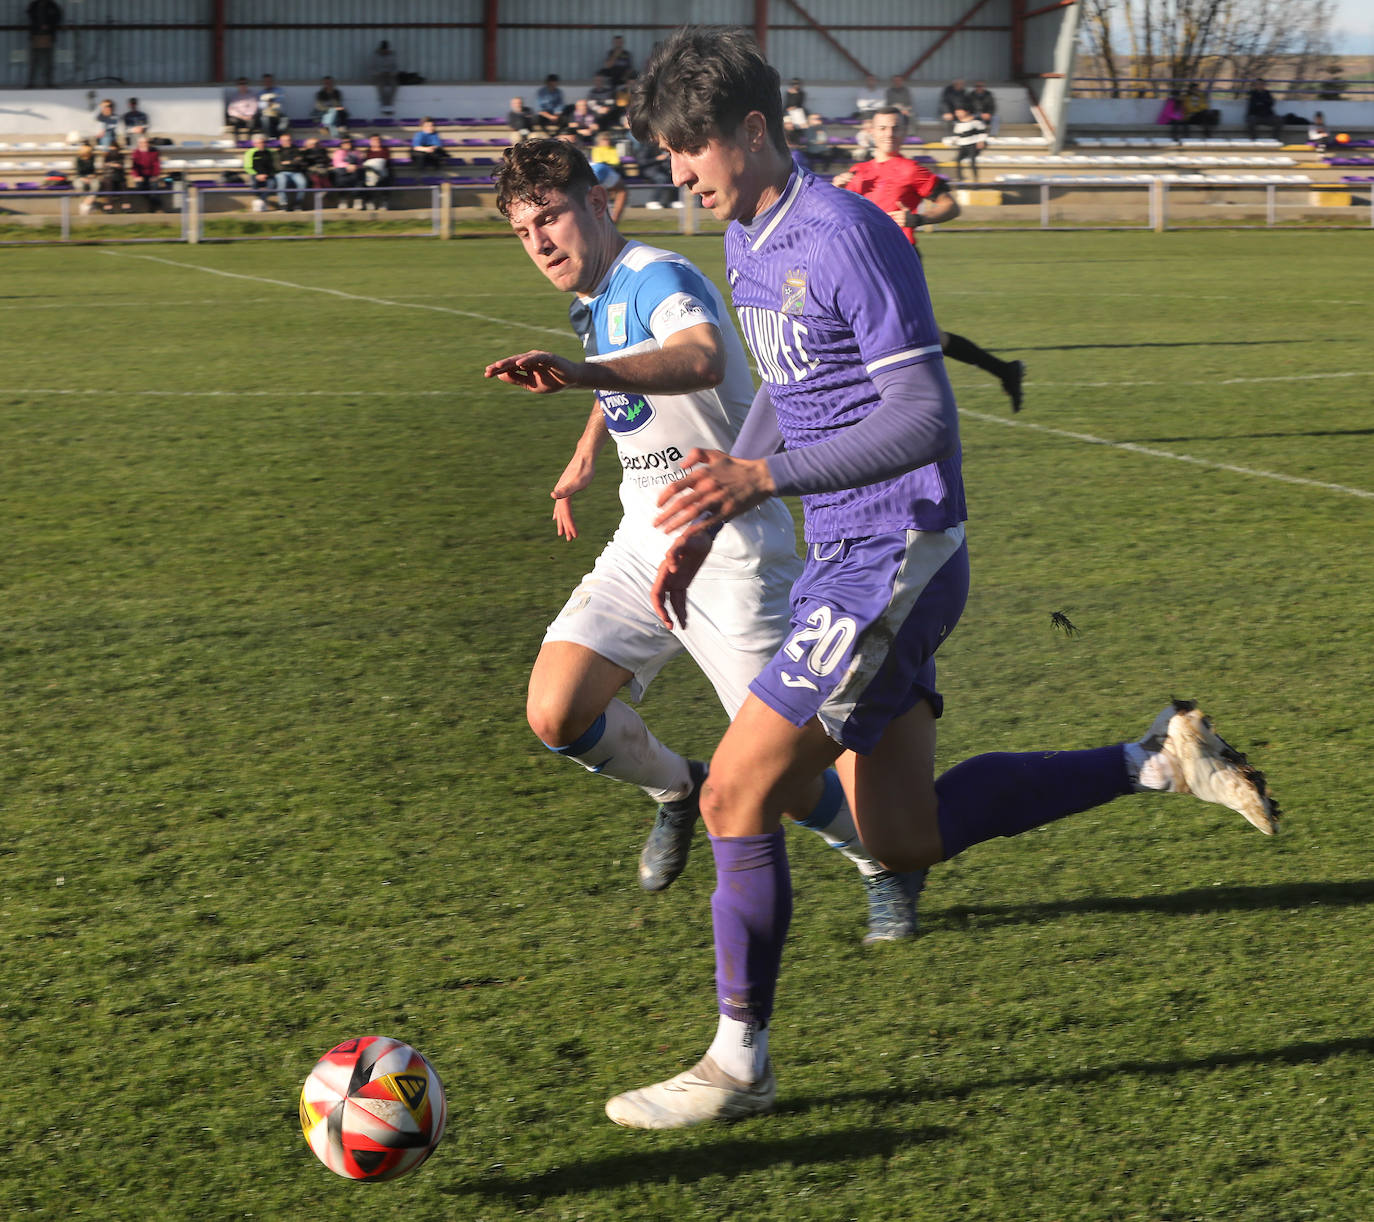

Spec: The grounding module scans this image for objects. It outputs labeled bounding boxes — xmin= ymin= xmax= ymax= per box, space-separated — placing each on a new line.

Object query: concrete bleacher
xmin=1 ymin=106 xmax=1367 ymax=221
xmin=0 ymin=116 xmax=1050 ymax=214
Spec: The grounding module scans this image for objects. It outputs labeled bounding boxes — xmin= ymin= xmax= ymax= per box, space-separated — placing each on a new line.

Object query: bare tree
xmin=1080 ymin=0 xmax=1124 ymax=96
xmin=1077 ymin=0 xmax=1334 ymax=98
xmin=1217 ymin=0 xmax=1334 ymax=98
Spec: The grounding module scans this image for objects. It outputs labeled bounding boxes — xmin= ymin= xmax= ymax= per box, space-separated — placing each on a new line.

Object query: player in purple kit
xmin=600 ymin=26 xmax=1280 ymax=1130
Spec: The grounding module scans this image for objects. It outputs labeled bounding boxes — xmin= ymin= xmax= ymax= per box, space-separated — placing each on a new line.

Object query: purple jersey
xmin=726 ymin=166 xmax=966 ymax=540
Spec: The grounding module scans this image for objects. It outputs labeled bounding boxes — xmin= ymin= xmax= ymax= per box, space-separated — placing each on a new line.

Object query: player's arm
xmin=653 ymin=361 xmax=956 ymax=534
xmin=732 ymin=382 xmax=784 ymax=460
xmin=550 ymin=405 xmax=609 ymax=540
xmin=891 ymin=180 xmax=959 ymax=230
xmin=909 ymin=187 xmax=959 ymax=227
xmin=484 ymin=323 xmax=725 ymax=396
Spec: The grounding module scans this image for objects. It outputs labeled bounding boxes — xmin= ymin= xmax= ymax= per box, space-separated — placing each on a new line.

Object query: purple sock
xmin=935 ymin=745 xmax=1131 ymax=860
xmin=709 ymin=830 xmax=792 ymax=1026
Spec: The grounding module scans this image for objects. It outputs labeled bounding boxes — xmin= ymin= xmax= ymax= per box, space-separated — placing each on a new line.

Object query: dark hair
xmin=494 ymin=138 xmax=598 ymax=218
xmin=871 ymin=106 xmax=908 ymax=125
xmin=630 ymin=26 xmax=786 ymax=154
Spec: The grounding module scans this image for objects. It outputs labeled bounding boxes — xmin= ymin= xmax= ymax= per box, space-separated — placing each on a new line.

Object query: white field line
xmin=84 ymin=250 xmax=1371 ymax=501
xmin=1026 ymin=371 xmax=1373 ymax=389
xmin=1 ymin=387 xmax=451 ymax=398
xmin=0 ymin=292 xmax=515 ymax=311
xmin=958 ymin=408 xmax=1374 ymax=500
xmin=0 ymin=297 xmax=278 ymax=311
xmin=9 ymin=385 xmax=1369 ymax=502
xmin=936 ymin=289 xmax=1371 ymax=307
xmin=98 ymin=250 xmax=567 ymax=338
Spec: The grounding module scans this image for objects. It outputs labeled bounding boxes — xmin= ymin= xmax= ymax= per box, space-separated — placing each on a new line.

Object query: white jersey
xmin=573 ymin=241 xmax=796 ymax=575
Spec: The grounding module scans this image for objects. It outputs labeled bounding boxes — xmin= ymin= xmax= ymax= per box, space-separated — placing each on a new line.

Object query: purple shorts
xmin=748 ymin=525 xmax=969 ymax=753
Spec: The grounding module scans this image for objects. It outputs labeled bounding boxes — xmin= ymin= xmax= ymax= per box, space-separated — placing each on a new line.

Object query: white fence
xmin=0 ymin=179 xmax=1371 ymax=245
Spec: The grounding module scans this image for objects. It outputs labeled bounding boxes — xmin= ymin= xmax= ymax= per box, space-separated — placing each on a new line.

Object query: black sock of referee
xmin=942 ymin=331 xmax=1012 ymax=380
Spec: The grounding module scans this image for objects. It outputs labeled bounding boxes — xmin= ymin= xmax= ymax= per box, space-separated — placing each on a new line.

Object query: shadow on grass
xmin=442 ymin=1029 xmax=1374 ymax=1201
xmin=447 ymin=1125 xmax=952 ymax=1201
xmin=935 ymin=878 xmax=1374 ymax=930
xmin=806 ymin=1033 xmax=1374 ymax=1110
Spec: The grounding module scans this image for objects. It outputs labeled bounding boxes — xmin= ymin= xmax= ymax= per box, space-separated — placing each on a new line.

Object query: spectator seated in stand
xmin=804 ymin=113 xmax=837 ymax=173
xmin=258 ymin=74 xmax=287 ymax=139
xmin=1307 ymin=112 xmax=1332 ymax=151
xmin=785 ymin=78 xmax=807 ymax=127
xmin=410 ymin=117 xmax=447 ymax=169
xmin=362 ymin=134 xmax=393 ymax=209
xmin=226 ymin=78 xmax=258 ymax=139
xmin=884 ymin=75 xmax=913 ymax=120
xmin=94 ymin=97 xmax=120 ymax=150
xmin=301 ymin=135 xmax=332 ymax=194
xmin=587 ymin=72 xmax=619 ymax=131
xmin=72 ymin=140 xmax=99 ymax=194
xmin=273 ymin=131 xmax=308 ymax=211
xmin=122 ymin=98 xmax=149 ymax=146
xmin=96 ymin=147 xmax=128 ymax=212
xmin=129 ymin=135 xmax=163 ymax=212
xmin=535 ymin=74 xmax=571 ymax=134
xmin=852 ymin=116 xmax=876 ymax=163
xmin=330 ymin=136 xmax=364 ymax=209
xmin=630 ymin=135 xmax=676 ymax=209
xmin=508 ymin=96 xmax=535 ymax=143
xmin=588 ymin=133 xmax=628 ymax=223
xmin=855 ymin=74 xmax=884 ymax=119
xmin=1157 ymin=92 xmax=1187 ymax=141
xmin=567 ymin=99 xmax=598 ymax=146
xmin=1183 ymin=88 xmax=1219 ymax=138
xmin=612 ymin=73 xmax=635 ymax=125
xmin=243 ymin=132 xmax=276 ymax=210
xmin=968 ymin=81 xmax=996 ymax=134
xmin=311 ymin=77 xmax=349 ymax=138
xmin=940 ymin=78 xmax=970 ymax=133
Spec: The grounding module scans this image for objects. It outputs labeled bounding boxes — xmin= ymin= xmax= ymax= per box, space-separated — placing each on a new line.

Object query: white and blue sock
xmin=793 ymin=769 xmax=886 ymax=876
xmin=543 ymin=697 xmax=692 ymax=804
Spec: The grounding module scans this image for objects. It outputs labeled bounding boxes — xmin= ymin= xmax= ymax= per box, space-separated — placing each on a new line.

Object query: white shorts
xmin=543 ymin=536 xmax=802 ymax=719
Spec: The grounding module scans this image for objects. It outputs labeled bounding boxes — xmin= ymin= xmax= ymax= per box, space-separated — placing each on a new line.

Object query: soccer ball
xmin=299 ymin=1036 xmax=447 ymax=1181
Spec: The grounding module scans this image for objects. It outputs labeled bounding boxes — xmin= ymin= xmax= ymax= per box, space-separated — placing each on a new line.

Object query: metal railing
xmin=1072 ymin=76 xmax=1373 ymax=101
xmin=1 ymin=179 xmax=1370 ymax=245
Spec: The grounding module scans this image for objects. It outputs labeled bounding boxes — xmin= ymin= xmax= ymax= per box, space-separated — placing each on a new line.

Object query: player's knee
xmin=698 ymin=771 xmax=784 ymax=837
xmin=862 ymin=826 xmax=942 ymax=873
xmin=525 ymin=688 xmax=595 ymax=749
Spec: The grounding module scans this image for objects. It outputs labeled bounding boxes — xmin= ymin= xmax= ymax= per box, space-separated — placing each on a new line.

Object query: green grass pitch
xmin=2 ymin=229 xmax=1372 ymax=1221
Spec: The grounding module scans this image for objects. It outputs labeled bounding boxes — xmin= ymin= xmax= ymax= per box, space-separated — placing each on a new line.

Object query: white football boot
xmin=1139 ymin=699 xmax=1280 ymax=835
xmin=605 ymin=1055 xmax=777 ymax=1129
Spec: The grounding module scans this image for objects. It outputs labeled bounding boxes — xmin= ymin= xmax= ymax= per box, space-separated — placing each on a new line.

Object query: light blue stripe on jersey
xmin=586 ymin=250 xmax=721 ymax=355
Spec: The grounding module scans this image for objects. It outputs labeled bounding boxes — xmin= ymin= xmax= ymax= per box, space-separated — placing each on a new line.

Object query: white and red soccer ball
xmin=299 ymin=1036 xmax=447 ymax=1181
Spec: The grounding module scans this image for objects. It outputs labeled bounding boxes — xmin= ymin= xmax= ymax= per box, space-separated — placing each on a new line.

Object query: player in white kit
xmin=484 ymin=138 xmax=923 ymax=939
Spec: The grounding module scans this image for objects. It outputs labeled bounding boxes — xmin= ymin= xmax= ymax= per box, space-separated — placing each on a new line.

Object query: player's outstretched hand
xmin=650 ymin=530 xmax=714 ymax=629
xmin=831 ymin=170 xmax=854 ymax=188
xmin=483 ymin=350 xmax=583 ymax=394
xmin=550 ymin=450 xmax=596 ymax=540
xmin=653 ymin=449 xmax=775 ymax=537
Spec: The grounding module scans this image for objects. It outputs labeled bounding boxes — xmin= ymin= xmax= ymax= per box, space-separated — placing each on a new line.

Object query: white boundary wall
xmin=1068 ymin=97 xmax=1374 ymax=129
